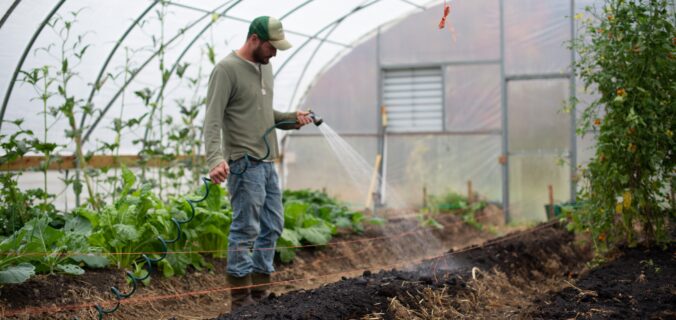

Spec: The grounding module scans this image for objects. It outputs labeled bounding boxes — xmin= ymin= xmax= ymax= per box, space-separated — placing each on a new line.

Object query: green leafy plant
xmin=283 ymin=189 xmax=370 ymax=232
xmin=276 ymin=200 xmax=336 ymax=263
xmin=276 ymin=189 xmax=381 ymax=263
xmin=569 ymin=0 xmax=674 ymax=251
xmin=41 ymin=10 xmax=100 ymax=209
xmin=160 ymin=182 xmax=231 ymax=276
xmin=163 ymin=46 xmax=209 ymax=198
xmin=0 ymin=215 xmax=107 ymax=284
xmin=79 ymin=166 xmax=175 ymax=269
xmin=79 ymin=167 xmax=225 ymax=277
xmin=425 ymin=191 xmax=486 ymax=230
xmin=0 ymin=227 xmax=37 ymax=284
xmin=96 ymin=47 xmax=147 ymax=203
xmin=19 ymin=66 xmax=58 ymax=198
xmin=0 ymin=121 xmax=58 ymax=237
xmin=0 ymin=173 xmax=56 ymax=237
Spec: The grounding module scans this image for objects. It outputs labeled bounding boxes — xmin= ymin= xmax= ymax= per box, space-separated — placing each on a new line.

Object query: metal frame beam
xmin=273 ymin=0 xmax=383 ymax=80
xmin=381 ymin=59 xmax=500 ymax=70
xmin=82 ymin=0 xmax=241 ymax=143
xmin=569 ymin=0 xmax=578 ymax=203
xmin=285 ymin=20 xmax=342 ymax=111
xmin=505 ymin=73 xmax=572 ymax=81
xmin=0 ymin=0 xmax=66 ymax=132
xmin=274 ymin=0 xmax=384 ymax=115
xmin=78 ymin=1 xmax=160 ymax=131
xmin=164 ymin=1 xmax=351 ymax=48
xmin=499 ymin=0 xmax=509 ymax=223
xmin=0 ymin=0 xmax=21 ymax=30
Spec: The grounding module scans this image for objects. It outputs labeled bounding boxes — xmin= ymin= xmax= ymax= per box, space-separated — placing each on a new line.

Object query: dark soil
xmin=217 ymin=222 xmax=590 ymax=320
xmin=0 ymin=268 xmax=123 ymax=310
xmin=532 ymin=243 xmax=676 ymax=320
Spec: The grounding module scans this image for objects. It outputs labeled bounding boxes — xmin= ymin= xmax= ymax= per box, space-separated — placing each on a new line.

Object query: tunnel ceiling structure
xmin=0 ymin=0 xmax=435 ymax=153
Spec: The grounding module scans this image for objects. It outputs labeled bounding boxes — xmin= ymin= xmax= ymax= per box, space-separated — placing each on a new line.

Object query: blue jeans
xmin=226 ymin=158 xmax=284 ymax=277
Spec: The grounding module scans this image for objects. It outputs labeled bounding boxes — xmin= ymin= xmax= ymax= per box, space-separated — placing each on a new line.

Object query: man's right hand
xmin=209 ymin=161 xmax=229 ymax=184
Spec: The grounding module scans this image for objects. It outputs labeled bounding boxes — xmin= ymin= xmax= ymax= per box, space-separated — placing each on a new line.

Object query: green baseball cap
xmin=248 ymin=16 xmax=292 ymax=50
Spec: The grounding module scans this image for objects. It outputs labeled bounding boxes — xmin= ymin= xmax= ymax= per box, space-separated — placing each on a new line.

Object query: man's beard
xmin=252 ymin=44 xmax=270 ymax=64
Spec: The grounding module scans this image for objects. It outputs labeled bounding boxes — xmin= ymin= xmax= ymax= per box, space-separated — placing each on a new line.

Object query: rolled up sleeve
xmin=273 ymin=110 xmax=298 ymax=130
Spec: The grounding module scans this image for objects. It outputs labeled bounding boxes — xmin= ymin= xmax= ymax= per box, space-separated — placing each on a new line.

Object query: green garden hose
xmin=230 ymin=117 xmax=312 ymax=175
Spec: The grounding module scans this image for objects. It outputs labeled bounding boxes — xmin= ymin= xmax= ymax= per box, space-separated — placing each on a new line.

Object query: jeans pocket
xmin=229 ymin=157 xmax=247 ymax=174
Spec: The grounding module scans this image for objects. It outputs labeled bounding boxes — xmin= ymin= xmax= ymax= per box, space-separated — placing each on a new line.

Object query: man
xmin=203 ymin=16 xmax=313 ymax=311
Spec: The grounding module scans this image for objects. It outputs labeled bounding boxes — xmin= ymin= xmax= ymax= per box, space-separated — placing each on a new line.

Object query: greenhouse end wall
xmin=285 ymin=0 xmax=595 ymax=222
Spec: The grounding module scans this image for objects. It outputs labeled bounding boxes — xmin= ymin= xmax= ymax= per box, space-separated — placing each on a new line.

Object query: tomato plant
xmin=570 ymin=0 xmax=674 ymax=250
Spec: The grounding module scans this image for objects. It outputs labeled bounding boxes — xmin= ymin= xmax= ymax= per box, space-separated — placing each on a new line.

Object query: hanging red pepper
xmin=437 ymin=1 xmax=456 ymax=42
xmin=438 ymin=1 xmax=450 ymax=29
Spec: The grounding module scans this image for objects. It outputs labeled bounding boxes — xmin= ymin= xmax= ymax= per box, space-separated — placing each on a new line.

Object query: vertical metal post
xmin=569 ymin=0 xmax=578 ymax=203
xmin=499 ymin=0 xmax=510 ymax=223
xmin=375 ymin=26 xmax=385 ymax=211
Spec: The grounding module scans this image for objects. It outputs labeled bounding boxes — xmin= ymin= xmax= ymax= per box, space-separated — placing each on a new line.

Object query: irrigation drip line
xmin=4 ymin=221 xmax=558 ymax=318
xmin=91 ymin=177 xmax=212 ymax=320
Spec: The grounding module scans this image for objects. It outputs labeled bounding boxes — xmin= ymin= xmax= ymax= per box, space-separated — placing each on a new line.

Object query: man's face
xmin=252 ymin=39 xmax=277 ymax=65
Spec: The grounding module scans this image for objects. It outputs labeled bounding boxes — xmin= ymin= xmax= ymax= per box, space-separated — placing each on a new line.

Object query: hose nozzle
xmin=308 ymin=110 xmax=323 ymax=126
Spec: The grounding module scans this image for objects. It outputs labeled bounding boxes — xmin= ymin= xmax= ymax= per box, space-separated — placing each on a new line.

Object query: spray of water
xmin=312 ymin=123 xmax=456 ymax=275
xmin=316 ymin=123 xmax=407 ymax=209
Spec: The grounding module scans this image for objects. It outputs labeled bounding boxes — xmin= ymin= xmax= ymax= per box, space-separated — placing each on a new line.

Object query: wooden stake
xmin=365 ymin=154 xmax=383 ymax=210
xmin=423 ymin=185 xmax=428 ymax=209
xmin=548 ymin=184 xmax=554 ymax=220
xmin=467 ymin=180 xmax=473 ymax=204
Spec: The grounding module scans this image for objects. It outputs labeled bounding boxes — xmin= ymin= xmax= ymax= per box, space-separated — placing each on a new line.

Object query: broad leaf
xmin=284 ymin=201 xmax=308 ymax=229
xmin=298 ymin=225 xmax=331 ymax=245
xmin=334 ymin=217 xmax=352 ymax=229
xmin=279 ymin=228 xmax=301 ymax=246
xmin=0 ymin=263 xmax=35 ymax=284
xmin=205 ymin=184 xmax=224 ymax=211
xmin=121 ymin=165 xmax=136 ymax=196
xmin=112 ymin=224 xmax=140 ymax=242
xmin=71 ymin=255 xmax=109 ymax=268
xmin=159 ymin=259 xmax=175 ymax=278
xmin=56 ymin=264 xmax=85 ymax=275
xmin=277 ymin=248 xmax=296 ymax=263
xmin=64 ymin=215 xmax=92 ymax=236
xmin=74 ymin=207 xmax=99 ymax=228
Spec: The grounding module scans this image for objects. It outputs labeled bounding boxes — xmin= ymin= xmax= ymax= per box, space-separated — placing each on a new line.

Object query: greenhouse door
xmin=506 ymin=79 xmax=572 ymax=221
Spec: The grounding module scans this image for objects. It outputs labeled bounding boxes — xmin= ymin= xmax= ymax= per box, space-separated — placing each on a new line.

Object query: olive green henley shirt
xmin=204 ymin=51 xmax=297 ymax=170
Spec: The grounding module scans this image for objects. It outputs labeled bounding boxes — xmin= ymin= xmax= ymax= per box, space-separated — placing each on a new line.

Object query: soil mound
xmin=532 ymin=243 xmax=675 ymax=319
xmin=218 ymin=222 xmax=588 ymax=320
